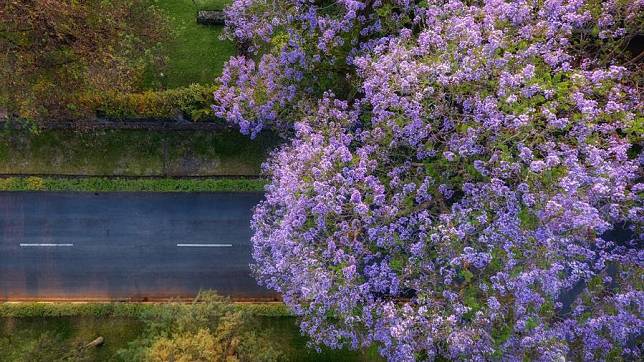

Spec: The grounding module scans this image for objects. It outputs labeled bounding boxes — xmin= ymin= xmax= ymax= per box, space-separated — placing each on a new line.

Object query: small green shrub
xmin=86 ymin=84 xmax=219 ymax=121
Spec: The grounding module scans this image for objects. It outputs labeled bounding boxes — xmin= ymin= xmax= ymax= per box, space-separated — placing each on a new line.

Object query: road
xmin=1 ymin=192 xmax=634 ymax=303
xmin=0 ymin=192 xmax=278 ymax=301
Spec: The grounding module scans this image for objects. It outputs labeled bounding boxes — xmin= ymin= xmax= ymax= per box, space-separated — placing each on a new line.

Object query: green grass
xmin=0 ymin=176 xmax=267 ymax=192
xmin=0 ymin=129 xmax=280 ymax=176
xmin=0 ymin=302 xmax=291 ymax=318
xmin=192 ymin=0 xmax=231 ymax=10
xmin=259 ymin=317 xmax=383 ymax=362
xmin=0 ymin=316 xmax=145 ymax=361
xmin=145 ymin=0 xmax=236 ymax=88
xmin=0 ymin=303 xmax=383 ymax=361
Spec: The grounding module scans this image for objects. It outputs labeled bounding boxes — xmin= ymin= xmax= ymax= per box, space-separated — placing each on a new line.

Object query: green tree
xmin=0 ymin=0 xmax=169 ymax=121
xmin=118 ymin=291 xmax=283 ymax=362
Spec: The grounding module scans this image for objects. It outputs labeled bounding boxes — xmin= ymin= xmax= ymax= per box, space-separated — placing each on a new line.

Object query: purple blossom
xmin=218 ymin=0 xmax=643 ymax=360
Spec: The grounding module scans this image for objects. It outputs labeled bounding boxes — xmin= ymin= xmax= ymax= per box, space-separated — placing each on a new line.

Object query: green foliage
xmin=1 ymin=0 xmax=170 ymax=121
xmin=145 ymin=328 xmax=224 ymax=362
xmin=117 ymin=292 xmax=285 ymax=361
xmin=0 ymin=129 xmax=280 ymax=176
xmin=491 ymin=322 xmax=513 ymax=358
xmin=389 ymin=254 xmax=407 ymax=273
xmin=0 ymin=302 xmax=291 ymax=319
xmin=0 ymin=177 xmax=267 ymax=192
xmin=89 ymin=84 xmax=220 ymax=121
xmin=518 ymin=207 xmax=539 ymax=230
xmin=524 ymin=317 xmax=538 ymax=331
xmin=0 ymin=300 xmax=381 ymax=361
xmin=459 ymin=269 xmax=474 ymax=284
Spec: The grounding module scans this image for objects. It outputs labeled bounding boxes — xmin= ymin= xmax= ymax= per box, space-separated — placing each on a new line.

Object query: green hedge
xmin=0 ymin=302 xmax=292 ymax=318
xmin=0 ymin=177 xmax=267 ymax=192
xmin=88 ymin=83 xmax=218 ymax=121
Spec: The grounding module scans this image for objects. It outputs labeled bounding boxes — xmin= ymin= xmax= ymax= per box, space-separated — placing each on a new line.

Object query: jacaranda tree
xmin=215 ymin=1 xmax=643 ymax=360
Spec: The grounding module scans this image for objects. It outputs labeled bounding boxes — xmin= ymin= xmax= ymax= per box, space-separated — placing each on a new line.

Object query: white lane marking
xmin=176 ymin=243 xmax=232 ymax=247
xmin=20 ymin=243 xmax=74 ymax=247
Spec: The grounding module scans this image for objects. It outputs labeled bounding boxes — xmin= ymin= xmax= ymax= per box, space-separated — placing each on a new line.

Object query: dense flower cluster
xmin=214 ymin=0 xmax=420 ymax=136
xmin=216 ymin=0 xmax=643 ymax=360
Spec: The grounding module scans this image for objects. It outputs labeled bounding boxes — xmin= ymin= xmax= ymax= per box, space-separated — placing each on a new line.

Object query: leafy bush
xmin=117 ymin=292 xmax=285 ymax=362
xmin=88 ymin=84 xmax=220 ymax=122
xmin=1 ymin=0 xmax=169 ymax=121
xmin=216 ymin=0 xmax=643 ymax=360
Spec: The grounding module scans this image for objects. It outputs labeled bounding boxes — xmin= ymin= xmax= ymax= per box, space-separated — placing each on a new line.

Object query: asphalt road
xmin=0 ymin=192 xmax=278 ymax=301
xmin=1 ymin=192 xmax=634 ymax=304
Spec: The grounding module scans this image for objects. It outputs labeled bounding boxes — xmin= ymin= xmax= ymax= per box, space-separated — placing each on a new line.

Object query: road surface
xmin=0 ymin=192 xmax=278 ymax=301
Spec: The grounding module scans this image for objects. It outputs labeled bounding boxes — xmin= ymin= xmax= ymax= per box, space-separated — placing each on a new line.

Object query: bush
xmin=87 ymin=84 xmax=220 ymax=122
xmin=1 ymin=0 xmax=170 ymax=121
xmin=117 ymin=292 xmax=285 ymax=361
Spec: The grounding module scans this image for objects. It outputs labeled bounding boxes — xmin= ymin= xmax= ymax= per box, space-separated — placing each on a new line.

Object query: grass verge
xmin=0 ymin=302 xmax=382 ymax=361
xmin=0 ymin=302 xmax=291 ymax=318
xmin=0 ymin=177 xmax=267 ymax=192
xmin=0 ymin=128 xmax=280 ymax=177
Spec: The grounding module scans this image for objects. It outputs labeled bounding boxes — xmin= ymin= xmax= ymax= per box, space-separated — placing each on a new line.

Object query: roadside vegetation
xmin=2 ymin=0 xmax=235 ymax=123
xmin=0 ymin=294 xmax=381 ymax=361
xmin=0 ymin=177 xmax=266 ymax=192
xmin=1 ymin=0 xmax=169 ymax=121
xmin=0 ymin=129 xmax=278 ymax=177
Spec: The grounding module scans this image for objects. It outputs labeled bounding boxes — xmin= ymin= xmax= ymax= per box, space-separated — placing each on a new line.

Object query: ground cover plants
xmin=0 ymin=297 xmax=381 ymax=361
xmin=0 ymin=177 xmax=267 ymax=193
xmin=215 ymin=0 xmax=643 ymax=360
xmin=0 ymin=129 xmax=279 ymax=176
xmin=1 ymin=0 xmax=169 ymax=121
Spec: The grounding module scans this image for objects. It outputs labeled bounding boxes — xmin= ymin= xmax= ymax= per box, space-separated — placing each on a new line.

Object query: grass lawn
xmin=0 ymin=129 xmax=280 ymax=177
xmin=145 ymin=0 xmax=236 ymax=89
xmin=0 ymin=316 xmax=145 ymax=361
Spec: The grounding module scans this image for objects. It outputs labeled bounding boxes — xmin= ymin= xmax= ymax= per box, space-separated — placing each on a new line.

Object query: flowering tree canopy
xmin=215 ymin=0 xmax=643 ymax=360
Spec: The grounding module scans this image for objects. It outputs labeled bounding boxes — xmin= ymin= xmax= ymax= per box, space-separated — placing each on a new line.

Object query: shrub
xmin=117 ymin=292 xmax=285 ymax=362
xmin=25 ymin=176 xmax=44 ymax=190
xmin=87 ymin=84 xmax=220 ymax=122
xmin=1 ymin=0 xmax=169 ymax=121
